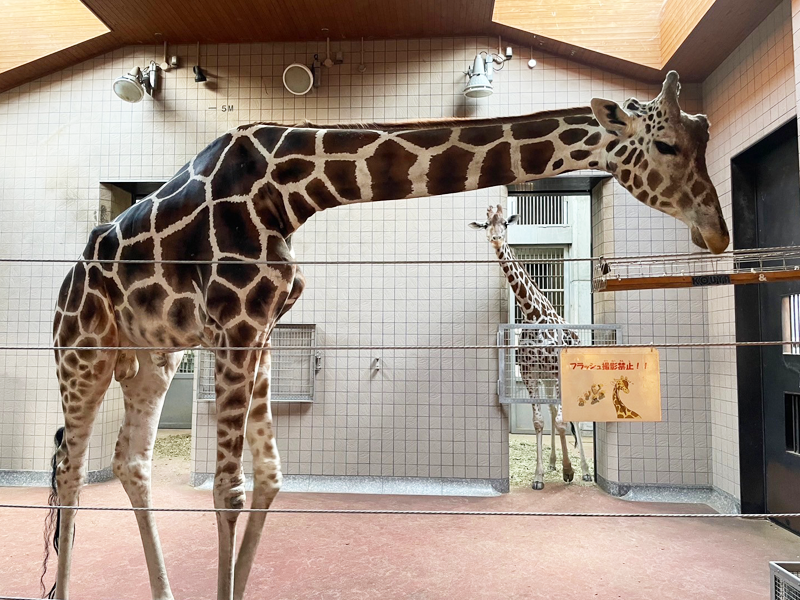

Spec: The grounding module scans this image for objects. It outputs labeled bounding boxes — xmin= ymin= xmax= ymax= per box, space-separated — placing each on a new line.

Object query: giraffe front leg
xmin=551 ymin=404 xmax=574 ymax=483
xmin=531 ymin=403 xmax=545 ymax=490
xmin=213 ymin=348 xmax=254 ymax=600
xmin=573 ymin=423 xmax=593 ymax=482
xmin=233 ymin=347 xmax=282 ymax=600
xmin=112 ymin=350 xmax=183 ymax=600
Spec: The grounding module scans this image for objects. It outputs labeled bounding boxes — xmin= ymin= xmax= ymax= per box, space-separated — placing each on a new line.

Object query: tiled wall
xmin=589 ymin=81 xmax=715 ymax=488
xmin=0 ymin=32 xmax=755 ymax=491
xmin=702 ymin=0 xmax=796 ymax=500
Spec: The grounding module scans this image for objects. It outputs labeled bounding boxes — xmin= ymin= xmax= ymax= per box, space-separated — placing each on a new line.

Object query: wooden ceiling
xmin=0 ymin=0 xmax=109 ymax=73
xmin=0 ymin=0 xmax=785 ymax=94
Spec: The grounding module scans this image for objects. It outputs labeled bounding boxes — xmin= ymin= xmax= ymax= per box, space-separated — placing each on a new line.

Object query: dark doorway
xmin=733 ymin=118 xmax=800 ymax=534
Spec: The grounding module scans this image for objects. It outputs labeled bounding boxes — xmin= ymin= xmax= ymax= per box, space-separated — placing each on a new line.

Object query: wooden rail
xmin=594 ymin=268 xmax=800 ymax=292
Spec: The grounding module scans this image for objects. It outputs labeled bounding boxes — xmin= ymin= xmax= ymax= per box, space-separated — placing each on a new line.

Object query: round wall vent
xmin=283 ymin=63 xmax=314 ymax=96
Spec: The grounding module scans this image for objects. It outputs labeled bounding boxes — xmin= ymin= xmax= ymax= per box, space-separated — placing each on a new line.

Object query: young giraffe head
xmin=614 ymin=376 xmax=631 ymax=393
xmin=590 ymin=71 xmax=729 ymax=254
xmin=468 ymin=204 xmax=517 ymax=250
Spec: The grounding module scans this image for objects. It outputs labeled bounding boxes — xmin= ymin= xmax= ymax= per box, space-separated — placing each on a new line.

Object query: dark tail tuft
xmin=41 ymin=427 xmax=64 ymax=599
xmin=570 ymin=422 xmax=578 ymax=448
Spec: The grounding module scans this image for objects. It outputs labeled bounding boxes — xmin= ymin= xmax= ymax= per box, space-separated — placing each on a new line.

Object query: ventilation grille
xmin=787 ymin=394 xmax=800 ymax=455
xmin=176 ymin=351 xmax=195 ymax=374
xmin=783 ymin=294 xmax=800 ymax=355
xmin=509 ymin=192 xmax=567 ymax=225
xmin=509 ymin=246 xmax=565 ymax=321
xmin=198 ymin=324 xmax=316 ymax=402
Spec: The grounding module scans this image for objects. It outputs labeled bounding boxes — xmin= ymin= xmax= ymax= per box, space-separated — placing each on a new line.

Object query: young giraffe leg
xmin=112 ymin=349 xmax=183 ymax=600
xmin=550 ymin=404 xmax=574 ymax=483
xmin=572 ymin=423 xmax=593 ymax=481
xmin=213 ymin=342 xmax=258 ymax=600
xmin=233 ymin=344 xmax=282 ymax=600
xmin=538 ymin=380 xmax=558 ymax=472
xmin=530 ymin=403 xmax=545 ymax=490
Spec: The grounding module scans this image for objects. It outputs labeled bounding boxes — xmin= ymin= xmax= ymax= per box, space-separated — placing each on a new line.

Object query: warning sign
xmin=560 ymin=347 xmax=661 ymax=422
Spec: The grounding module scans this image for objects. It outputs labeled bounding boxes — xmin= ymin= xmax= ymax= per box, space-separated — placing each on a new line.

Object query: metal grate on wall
xmin=771 ymin=562 xmax=800 ymax=600
xmin=197 ymin=324 xmax=317 ymax=403
xmin=510 ymin=247 xmax=565 ymax=321
xmin=507 ymin=186 xmax=568 ymax=225
xmin=783 ymin=294 xmax=800 ymax=355
xmin=497 ymin=323 xmax=623 ymax=404
xmin=176 ymin=351 xmax=195 ymax=374
xmin=787 ymin=393 xmax=800 ymax=455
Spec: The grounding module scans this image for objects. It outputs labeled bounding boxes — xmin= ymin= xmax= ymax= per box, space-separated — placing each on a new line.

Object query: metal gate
xmin=497 ymin=323 xmax=623 ymax=404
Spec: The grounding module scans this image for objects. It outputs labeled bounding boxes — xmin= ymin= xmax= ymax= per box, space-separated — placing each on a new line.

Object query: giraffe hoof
xmin=532 ymin=480 xmax=544 ymax=490
xmin=563 ymin=471 xmax=575 ymax=483
xmin=582 ymin=474 xmax=593 ymax=482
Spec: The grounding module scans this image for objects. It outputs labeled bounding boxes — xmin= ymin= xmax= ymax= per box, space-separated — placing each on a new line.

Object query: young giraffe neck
xmin=493 ymin=241 xmax=563 ymax=324
xmin=244 ymin=107 xmax=611 ymax=236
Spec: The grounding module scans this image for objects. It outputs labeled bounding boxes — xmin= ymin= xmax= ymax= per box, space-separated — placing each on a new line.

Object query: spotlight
xmin=112 ymin=62 xmax=159 ymax=103
xmin=193 ymin=66 xmax=207 ymax=83
xmin=464 ymin=54 xmax=493 ymax=99
xmin=113 ymin=67 xmax=145 ymax=103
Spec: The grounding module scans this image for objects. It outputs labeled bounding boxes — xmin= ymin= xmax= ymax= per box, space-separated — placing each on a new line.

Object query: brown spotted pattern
xmin=470 ymin=205 xmax=591 ymax=490
xmin=49 ymin=71 xmax=727 ymax=600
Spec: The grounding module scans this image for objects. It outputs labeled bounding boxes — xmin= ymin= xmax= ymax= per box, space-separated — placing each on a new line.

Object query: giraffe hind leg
xmin=233 ymin=346 xmax=282 ymax=600
xmin=112 ymin=349 xmax=183 ymax=600
xmin=52 ymin=346 xmax=116 ymax=599
xmin=551 ymin=404 xmax=574 ymax=483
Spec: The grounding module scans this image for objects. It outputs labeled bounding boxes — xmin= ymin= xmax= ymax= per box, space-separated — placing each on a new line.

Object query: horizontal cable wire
xmin=0 ymin=503 xmax=797 ymax=518
xmin=3 ymin=243 xmax=800 ymax=266
xmin=5 ymin=340 xmax=800 ymax=352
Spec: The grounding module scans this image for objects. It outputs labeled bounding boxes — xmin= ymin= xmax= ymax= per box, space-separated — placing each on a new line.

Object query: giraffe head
xmin=614 ymin=376 xmax=631 ymax=393
xmin=590 ymin=71 xmax=729 ymax=254
xmin=468 ymin=204 xmax=517 ymax=250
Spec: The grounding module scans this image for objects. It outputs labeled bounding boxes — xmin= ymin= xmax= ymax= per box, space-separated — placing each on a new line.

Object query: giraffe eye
xmin=655 ymin=141 xmax=678 ymax=155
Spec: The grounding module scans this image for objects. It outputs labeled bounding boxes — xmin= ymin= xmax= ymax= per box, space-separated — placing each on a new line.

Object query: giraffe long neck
xmin=612 ymin=383 xmax=639 ymax=419
xmin=245 ymin=107 xmax=612 ymax=235
xmin=494 ymin=241 xmax=564 ymax=324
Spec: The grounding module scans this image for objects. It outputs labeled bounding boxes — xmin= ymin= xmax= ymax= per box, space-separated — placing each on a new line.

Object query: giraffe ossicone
xmin=46 ymin=70 xmax=725 ymax=600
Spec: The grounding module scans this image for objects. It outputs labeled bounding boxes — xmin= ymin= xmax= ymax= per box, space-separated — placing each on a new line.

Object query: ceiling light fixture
xmin=112 ymin=61 xmax=159 ymax=103
xmin=193 ymin=42 xmax=207 ymax=84
xmin=464 ymin=54 xmax=493 ymax=98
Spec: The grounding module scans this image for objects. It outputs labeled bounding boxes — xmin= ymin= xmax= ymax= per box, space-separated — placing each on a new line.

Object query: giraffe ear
xmin=507 ymin=215 xmax=519 ymax=225
xmin=590 ymin=98 xmax=634 ymax=135
xmin=469 ymin=221 xmax=487 ymax=229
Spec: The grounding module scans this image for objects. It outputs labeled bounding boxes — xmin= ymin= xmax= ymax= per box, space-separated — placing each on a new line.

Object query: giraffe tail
xmin=41 ymin=426 xmax=64 ymax=599
xmin=570 ymin=422 xmax=578 ymax=447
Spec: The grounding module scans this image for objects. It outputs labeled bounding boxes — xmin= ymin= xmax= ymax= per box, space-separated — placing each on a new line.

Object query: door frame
xmin=732 ymin=117 xmax=798 ymax=515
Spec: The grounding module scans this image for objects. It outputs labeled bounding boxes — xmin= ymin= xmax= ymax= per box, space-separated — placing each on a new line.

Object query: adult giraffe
xmin=46 ymin=70 xmax=727 ymax=599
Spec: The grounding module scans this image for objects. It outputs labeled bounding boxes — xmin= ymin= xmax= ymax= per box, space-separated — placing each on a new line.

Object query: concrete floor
xmin=1 ymin=453 xmax=799 ymax=599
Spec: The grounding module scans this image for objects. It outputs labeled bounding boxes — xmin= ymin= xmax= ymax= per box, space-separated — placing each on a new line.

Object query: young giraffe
xmin=47 ymin=70 xmax=727 ymax=600
xmin=471 ymin=205 xmax=592 ymax=489
xmin=611 ymin=376 xmax=641 ymax=419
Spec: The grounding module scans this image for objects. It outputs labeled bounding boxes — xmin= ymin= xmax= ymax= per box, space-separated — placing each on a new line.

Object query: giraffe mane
xmin=240 ymin=106 xmax=594 ymax=132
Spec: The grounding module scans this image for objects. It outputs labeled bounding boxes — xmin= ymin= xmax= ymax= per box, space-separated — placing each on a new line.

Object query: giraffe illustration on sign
xmin=471 ymin=205 xmax=592 ymax=488
xmin=611 ymin=376 xmax=641 ymax=419
xmin=46 ymin=70 xmax=726 ymax=600
xmin=579 ymin=384 xmax=605 ymax=406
